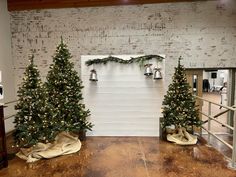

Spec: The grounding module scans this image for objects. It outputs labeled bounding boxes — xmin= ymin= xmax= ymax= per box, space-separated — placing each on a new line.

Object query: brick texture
xmin=10 ymin=1 xmax=236 ymax=88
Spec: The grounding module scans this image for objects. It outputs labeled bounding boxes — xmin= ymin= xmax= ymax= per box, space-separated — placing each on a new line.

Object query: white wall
xmin=203 ymin=69 xmax=228 ymax=89
xmin=81 ymin=55 xmax=164 ymax=136
xmin=0 ymin=0 xmax=16 ymax=132
xmin=10 ymin=1 xmax=236 ymax=89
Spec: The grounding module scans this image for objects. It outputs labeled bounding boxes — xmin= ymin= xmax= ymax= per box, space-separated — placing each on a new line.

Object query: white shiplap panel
xmin=84 ymin=94 xmax=163 ymax=100
xmin=82 ymin=74 xmax=165 ymax=82
xmin=87 ymin=110 xmax=158 ymax=117
xmin=88 ymin=105 xmax=161 ymax=112
xmin=83 ymin=87 xmax=163 ymax=94
xmin=86 ymin=99 xmax=162 ymax=106
xmin=83 ymin=81 xmax=163 ymax=88
xmin=89 ymin=115 xmax=159 ymax=122
xmin=90 ymin=115 xmax=158 ymax=119
xmin=81 ymin=55 xmax=164 ymax=136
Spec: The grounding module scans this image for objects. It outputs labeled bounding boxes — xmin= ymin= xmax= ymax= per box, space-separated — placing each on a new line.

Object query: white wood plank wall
xmin=81 ymin=55 xmax=164 ymax=136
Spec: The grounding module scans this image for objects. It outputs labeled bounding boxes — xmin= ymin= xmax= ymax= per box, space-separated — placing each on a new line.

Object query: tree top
xmin=29 ymin=55 xmax=34 ymax=65
xmin=178 ymin=56 xmax=183 ymax=67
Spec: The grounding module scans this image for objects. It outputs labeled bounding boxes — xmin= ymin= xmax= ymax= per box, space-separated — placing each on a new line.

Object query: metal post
xmin=232 ymin=110 xmax=236 ymax=167
xmin=208 ymin=102 xmax=211 ymax=143
xmin=199 ymin=100 xmax=203 ymax=137
xmin=227 ymin=69 xmax=235 ymax=134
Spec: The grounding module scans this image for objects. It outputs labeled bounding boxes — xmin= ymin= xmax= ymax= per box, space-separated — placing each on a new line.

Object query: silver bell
xmin=144 ymin=64 xmax=153 ymax=76
xmin=153 ymin=68 xmax=162 ymax=80
xmin=90 ymin=69 xmax=98 ymax=81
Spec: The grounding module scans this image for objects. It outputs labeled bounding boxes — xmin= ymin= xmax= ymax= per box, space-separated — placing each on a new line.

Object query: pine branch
xmin=85 ymin=55 xmax=164 ymax=66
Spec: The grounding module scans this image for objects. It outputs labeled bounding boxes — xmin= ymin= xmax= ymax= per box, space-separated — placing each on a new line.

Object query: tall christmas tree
xmin=14 ymin=56 xmax=55 ymax=148
xmin=162 ymin=57 xmax=202 ymax=131
xmin=45 ymin=38 xmax=92 ymax=133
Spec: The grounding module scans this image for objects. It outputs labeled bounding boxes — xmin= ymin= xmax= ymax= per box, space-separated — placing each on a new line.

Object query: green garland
xmin=85 ymin=55 xmax=164 ymax=66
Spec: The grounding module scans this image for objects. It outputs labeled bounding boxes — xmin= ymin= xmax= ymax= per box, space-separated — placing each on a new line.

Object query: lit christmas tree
xmin=14 ymin=56 xmax=55 ymax=148
xmin=162 ymin=57 xmax=202 ymax=132
xmin=45 ymin=38 xmax=92 ymax=133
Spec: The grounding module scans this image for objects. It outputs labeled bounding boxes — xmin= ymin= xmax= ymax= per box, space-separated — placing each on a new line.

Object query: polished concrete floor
xmin=1 ymin=136 xmax=236 ymax=177
xmin=1 ymin=92 xmax=234 ymax=177
xmin=202 ymin=134 xmax=233 ymax=159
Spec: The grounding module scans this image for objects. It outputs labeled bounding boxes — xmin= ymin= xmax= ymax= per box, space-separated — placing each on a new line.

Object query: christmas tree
xmin=45 ymin=38 xmax=92 ymax=133
xmin=162 ymin=57 xmax=202 ymax=132
xmin=14 ymin=56 xmax=55 ymax=148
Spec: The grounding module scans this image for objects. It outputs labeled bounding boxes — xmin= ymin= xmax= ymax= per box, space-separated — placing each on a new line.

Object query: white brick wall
xmin=10 ymin=1 xmax=236 ymax=91
xmin=0 ymin=0 xmax=16 ymax=132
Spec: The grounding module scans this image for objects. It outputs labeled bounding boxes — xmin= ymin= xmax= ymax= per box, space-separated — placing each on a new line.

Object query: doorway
xmin=185 ymin=69 xmax=203 ymax=111
xmin=185 ymin=69 xmax=234 ymax=135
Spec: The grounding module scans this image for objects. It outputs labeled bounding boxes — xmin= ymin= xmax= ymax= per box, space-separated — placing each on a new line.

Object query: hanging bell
xmin=89 ymin=69 xmax=98 ymax=81
xmin=144 ymin=64 xmax=153 ymax=76
xmin=153 ymin=68 xmax=162 ymax=80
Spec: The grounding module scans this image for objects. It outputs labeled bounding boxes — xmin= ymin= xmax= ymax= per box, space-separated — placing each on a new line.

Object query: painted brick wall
xmin=0 ymin=0 xmax=16 ymax=132
xmin=10 ymin=1 xmax=236 ymax=88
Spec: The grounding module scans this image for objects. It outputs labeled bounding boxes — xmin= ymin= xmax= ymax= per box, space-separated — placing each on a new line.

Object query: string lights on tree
xmin=45 ymin=38 xmax=93 ymax=134
xmin=14 ymin=56 xmax=56 ymax=148
xmin=161 ymin=57 xmax=202 ymax=135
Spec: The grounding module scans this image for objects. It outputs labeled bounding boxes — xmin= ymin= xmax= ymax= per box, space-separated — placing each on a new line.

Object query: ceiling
xmin=8 ymin=0 xmax=212 ymax=11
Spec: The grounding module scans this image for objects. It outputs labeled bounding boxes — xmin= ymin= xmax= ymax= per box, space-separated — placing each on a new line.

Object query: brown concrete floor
xmin=1 ymin=136 xmax=236 ymax=177
xmin=202 ymin=134 xmax=233 ymax=159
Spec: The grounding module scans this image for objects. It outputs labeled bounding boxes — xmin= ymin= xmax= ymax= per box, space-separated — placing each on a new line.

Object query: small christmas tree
xmin=162 ymin=57 xmax=202 ymax=132
xmin=45 ymin=38 xmax=92 ymax=133
xmin=14 ymin=56 xmax=55 ymax=148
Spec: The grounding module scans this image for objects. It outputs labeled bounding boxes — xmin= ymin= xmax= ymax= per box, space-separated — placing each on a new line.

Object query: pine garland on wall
xmin=85 ymin=55 xmax=164 ymax=66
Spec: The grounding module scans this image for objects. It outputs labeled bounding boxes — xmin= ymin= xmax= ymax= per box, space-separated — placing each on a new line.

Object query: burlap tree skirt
xmin=167 ymin=127 xmax=198 ymax=145
xmin=17 ymin=132 xmax=81 ymax=163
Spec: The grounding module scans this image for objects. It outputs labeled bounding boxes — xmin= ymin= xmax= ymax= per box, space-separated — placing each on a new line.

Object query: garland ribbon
xmin=85 ymin=55 xmax=164 ymax=66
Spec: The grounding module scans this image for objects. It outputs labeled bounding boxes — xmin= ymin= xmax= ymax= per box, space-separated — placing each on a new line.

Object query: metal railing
xmin=195 ymin=96 xmax=236 ymax=168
